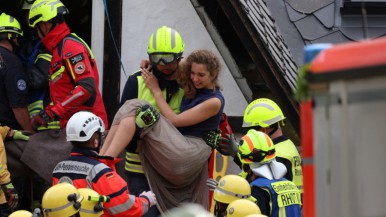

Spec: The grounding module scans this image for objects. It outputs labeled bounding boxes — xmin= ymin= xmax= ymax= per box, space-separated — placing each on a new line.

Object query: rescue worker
xmin=53 ymin=111 xmax=156 ymax=217
xmin=0 ymin=12 xmax=33 ymax=132
xmin=41 ymin=182 xmax=83 ymax=217
xmin=107 ymin=25 xmax=186 ymax=217
xmin=28 ymin=0 xmax=108 ymax=129
xmin=237 ymin=130 xmax=301 ymax=217
xmin=225 ymin=199 xmax=262 ymax=217
xmin=78 ymin=188 xmax=107 ymax=217
xmin=18 ymin=0 xmax=59 ymax=131
xmin=207 ymin=174 xmax=252 ymax=217
xmin=0 ymin=126 xmax=29 ymax=216
xmin=221 ymin=98 xmax=303 ymax=193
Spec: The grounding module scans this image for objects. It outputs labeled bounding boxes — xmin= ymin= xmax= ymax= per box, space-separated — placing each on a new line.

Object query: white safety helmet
xmin=66 ymin=111 xmax=105 ymax=142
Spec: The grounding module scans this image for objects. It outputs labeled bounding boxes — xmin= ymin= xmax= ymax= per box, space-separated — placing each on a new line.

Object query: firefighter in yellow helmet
xmin=206 ymin=174 xmax=251 ymax=217
xmin=237 ymin=130 xmax=301 ymax=217
xmin=42 ymin=183 xmax=83 ymax=217
xmin=225 ymin=199 xmax=261 ymax=217
xmin=104 ymin=25 xmax=186 ymax=217
xmin=78 ymin=188 xmax=109 ymax=217
xmin=220 ymin=98 xmax=303 ymax=195
xmin=0 ymin=12 xmax=34 ymax=133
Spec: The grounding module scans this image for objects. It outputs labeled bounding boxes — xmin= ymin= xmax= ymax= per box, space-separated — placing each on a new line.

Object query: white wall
xmin=120 ymin=0 xmax=248 ymax=116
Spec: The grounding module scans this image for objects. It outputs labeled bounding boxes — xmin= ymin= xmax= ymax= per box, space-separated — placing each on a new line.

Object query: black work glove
xmin=218 ymin=133 xmax=239 ymax=157
xmin=1 ymin=182 xmax=18 ymax=209
xmin=135 ymin=104 xmax=160 ymax=130
xmin=202 ymin=129 xmax=222 ymax=149
xmin=31 ymin=109 xmax=56 ymax=129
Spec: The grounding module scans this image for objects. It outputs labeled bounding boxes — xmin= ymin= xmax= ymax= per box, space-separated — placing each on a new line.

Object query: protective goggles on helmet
xmin=149 ymin=52 xmax=182 ymax=65
xmin=238 ymin=147 xmax=275 ymax=163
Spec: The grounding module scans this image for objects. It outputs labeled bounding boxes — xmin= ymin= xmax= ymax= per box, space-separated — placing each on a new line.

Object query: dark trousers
xmin=0 ymin=203 xmax=12 ymax=217
xmin=126 ymin=172 xmax=160 ymax=217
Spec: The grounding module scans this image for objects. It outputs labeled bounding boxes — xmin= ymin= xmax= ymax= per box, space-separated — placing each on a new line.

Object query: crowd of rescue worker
xmin=0 ymin=0 xmax=303 ymax=216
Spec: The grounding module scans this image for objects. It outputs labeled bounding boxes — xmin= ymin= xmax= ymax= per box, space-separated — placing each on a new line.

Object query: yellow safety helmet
xmin=213 ymin=174 xmax=251 ymax=204
xmin=78 ymin=188 xmax=108 ymax=217
xmin=0 ymin=13 xmax=23 ymax=39
xmin=9 ymin=210 xmax=32 ymax=217
xmin=245 ymin=215 xmax=268 ymax=217
xmin=147 ymin=26 xmax=184 ymax=65
xmin=242 ymin=98 xmax=285 ymax=128
xmin=42 ymin=183 xmax=83 ymax=217
xmin=226 ymin=199 xmax=261 ymax=217
xmin=29 ymin=0 xmax=69 ymax=27
xmin=237 ymin=130 xmax=276 ymax=164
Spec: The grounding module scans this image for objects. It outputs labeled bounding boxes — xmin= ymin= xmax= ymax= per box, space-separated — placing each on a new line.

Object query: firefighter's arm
xmin=92 ymin=171 xmax=150 ymax=217
xmin=13 ymin=107 xmax=34 ymax=133
xmin=50 ymin=77 xmax=96 ymax=119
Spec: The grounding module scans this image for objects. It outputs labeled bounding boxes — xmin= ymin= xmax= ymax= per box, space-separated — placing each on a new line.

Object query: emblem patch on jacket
xmin=70 ymin=53 xmax=85 ymax=64
xmin=74 ymin=62 xmax=86 ymax=74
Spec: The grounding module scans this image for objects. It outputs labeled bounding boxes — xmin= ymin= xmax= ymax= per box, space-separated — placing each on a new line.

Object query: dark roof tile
xmin=287 ymin=0 xmax=334 ymax=14
xmin=294 ymin=15 xmax=333 ymax=40
xmin=314 ymin=3 xmax=335 ymax=28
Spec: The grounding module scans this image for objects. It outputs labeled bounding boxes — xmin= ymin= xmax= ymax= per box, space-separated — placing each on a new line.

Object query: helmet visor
xmin=149 ymin=53 xmax=181 ymax=65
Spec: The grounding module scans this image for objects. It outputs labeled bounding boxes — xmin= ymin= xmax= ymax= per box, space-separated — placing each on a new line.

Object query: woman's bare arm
xmin=142 ymin=69 xmax=221 ymax=127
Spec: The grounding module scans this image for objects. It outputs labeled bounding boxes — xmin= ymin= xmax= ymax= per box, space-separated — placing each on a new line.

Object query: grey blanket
xmin=20 ymin=130 xmax=72 ymax=183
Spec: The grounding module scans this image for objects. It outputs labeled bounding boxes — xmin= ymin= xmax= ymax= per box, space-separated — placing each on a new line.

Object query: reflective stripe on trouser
xmin=125 ymin=152 xmax=144 ymax=174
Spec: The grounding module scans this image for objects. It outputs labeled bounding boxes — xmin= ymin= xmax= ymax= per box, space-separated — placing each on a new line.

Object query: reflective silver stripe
xmin=53 ymin=161 xmax=94 ymax=175
xmin=246 ymin=102 xmax=275 ymax=114
xmin=141 ymin=199 xmax=149 ymax=214
xmin=61 ymin=91 xmax=84 ymax=106
xmin=170 ymin=28 xmax=176 ymax=49
xmin=215 ymin=186 xmax=250 ymax=199
xmin=243 ymin=102 xmax=283 ymax=127
xmin=263 ymin=115 xmax=283 ymax=126
xmin=152 ymin=28 xmax=176 ymax=50
xmin=43 ymin=193 xmax=80 ymax=212
xmin=124 ymin=164 xmax=144 ymax=173
xmin=152 ymin=31 xmax=157 ymax=50
xmin=107 ymin=194 xmax=136 ymax=214
xmin=126 ymin=152 xmax=141 ymax=162
xmin=79 ymin=208 xmax=97 ymax=214
xmin=88 ymin=163 xmax=110 ymax=178
xmin=31 ymin=0 xmax=60 ymax=11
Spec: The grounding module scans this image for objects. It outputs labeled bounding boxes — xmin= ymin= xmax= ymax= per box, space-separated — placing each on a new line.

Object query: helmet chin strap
xmin=268 ymin=125 xmax=279 ymax=137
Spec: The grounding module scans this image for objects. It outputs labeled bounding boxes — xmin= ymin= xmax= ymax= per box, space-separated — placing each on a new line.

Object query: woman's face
xmin=190 ymin=62 xmax=213 ymax=89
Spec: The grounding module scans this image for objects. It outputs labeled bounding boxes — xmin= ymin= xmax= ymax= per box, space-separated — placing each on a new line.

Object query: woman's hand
xmin=142 ymin=68 xmax=161 ymax=94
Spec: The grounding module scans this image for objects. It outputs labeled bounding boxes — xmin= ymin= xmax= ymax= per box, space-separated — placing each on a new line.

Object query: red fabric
xmin=300 ymin=100 xmax=314 ymax=217
xmin=53 ymin=152 xmax=148 ymax=217
xmin=41 ymin=22 xmax=108 ymax=128
xmin=208 ymin=113 xmax=233 ymax=208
